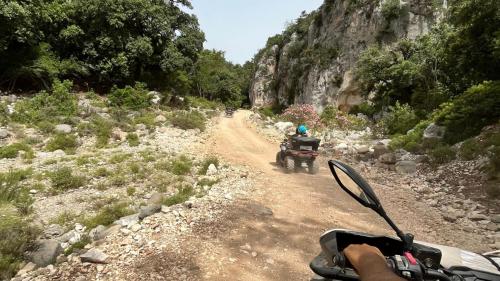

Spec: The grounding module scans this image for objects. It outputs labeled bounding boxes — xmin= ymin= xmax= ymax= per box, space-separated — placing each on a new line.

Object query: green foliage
xmin=162 ymin=185 xmax=195 ymax=207
xmin=0 ymin=169 xmax=34 ymax=215
xmin=0 ymin=206 xmax=39 ymax=280
xmin=12 ymin=80 xmax=77 ymax=124
xmin=126 ymin=187 xmax=136 ymax=196
xmin=428 ymin=144 xmax=456 ymax=164
xmin=89 ymin=117 xmax=113 ymax=148
xmin=0 ymin=102 xmax=9 ymax=125
xmin=0 ymin=143 xmax=33 ymax=160
xmin=169 ymin=110 xmax=206 ymax=131
xmin=126 ymin=133 xmax=140 ymax=147
xmin=83 ymin=202 xmax=133 ymax=229
xmin=199 ymin=156 xmax=220 ymax=175
xmin=320 ymin=106 xmax=368 ymax=131
xmin=46 ymin=134 xmax=79 ymax=154
xmin=258 ymin=105 xmax=283 ymax=118
xmin=459 ymin=139 xmax=482 ymax=160
xmin=350 ymin=102 xmax=377 ymax=117
xmin=109 ymin=153 xmax=131 ymax=164
xmin=192 ymin=50 xmax=245 ymax=108
xmin=381 ymin=0 xmax=403 ymax=21
xmin=109 ymin=83 xmax=151 ymax=110
xmin=64 ymin=235 xmax=91 ymax=255
xmin=185 ymin=96 xmax=223 ymax=110
xmin=0 ymin=0 xmax=204 ymax=90
xmin=94 ymin=167 xmax=111 ymax=178
xmin=434 ymin=81 xmax=500 ymax=144
xmin=170 ymin=155 xmax=193 ymax=176
xmin=198 ymin=178 xmax=219 ymax=187
xmin=49 ymin=167 xmax=86 ymax=192
xmin=381 ymin=102 xmax=420 ymax=135
xmin=389 ymin=120 xmax=431 ymax=152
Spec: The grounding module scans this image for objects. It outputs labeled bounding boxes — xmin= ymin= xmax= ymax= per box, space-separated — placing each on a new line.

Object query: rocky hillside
xmin=250 ymin=0 xmax=446 ymax=112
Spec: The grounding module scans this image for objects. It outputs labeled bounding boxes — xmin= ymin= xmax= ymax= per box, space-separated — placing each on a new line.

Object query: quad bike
xmin=310 ymin=160 xmax=500 ymax=281
xmin=276 ymin=136 xmax=321 ymax=174
xmin=225 ymin=108 xmax=235 ymax=117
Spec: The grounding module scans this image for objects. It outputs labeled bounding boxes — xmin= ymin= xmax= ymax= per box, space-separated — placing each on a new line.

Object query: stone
xmin=274 ymin=122 xmax=294 ymax=132
xmin=491 ymin=214 xmax=500 ymax=224
xmin=31 ymin=240 xmax=63 ymax=267
xmin=80 ymin=249 xmax=108 ymax=264
xmin=114 ymin=214 xmax=139 ymax=227
xmin=43 ymin=224 xmax=65 ymax=239
xmin=54 ymin=124 xmax=72 ymax=134
xmin=138 ymin=205 xmax=161 ymax=220
xmin=335 ymin=143 xmax=348 ymax=150
xmin=111 ymin=127 xmax=127 ymax=141
xmin=356 ymin=145 xmax=370 ymax=154
xmin=423 ymin=123 xmax=445 ymax=140
xmin=443 ymin=212 xmax=458 ymax=222
xmin=136 ymin=124 xmax=147 ymax=131
xmin=161 ymin=205 xmax=171 ymax=213
xmin=56 ymin=254 xmax=68 ymax=264
xmin=52 ymin=150 xmax=66 ymax=157
xmin=129 ymin=223 xmax=142 ymax=232
xmin=147 ymin=193 xmax=165 ymax=205
xmin=0 ymin=128 xmax=9 ymax=139
xmin=379 ymin=153 xmax=397 ymax=164
xmin=16 ymin=262 xmax=37 ymax=276
xmin=89 ymin=225 xmax=107 ymax=241
xmin=155 ymin=115 xmax=167 ymax=123
xmin=206 ymin=164 xmax=218 ymax=176
xmin=395 ymin=161 xmax=417 ymax=174
xmin=469 ymin=213 xmax=489 ymax=221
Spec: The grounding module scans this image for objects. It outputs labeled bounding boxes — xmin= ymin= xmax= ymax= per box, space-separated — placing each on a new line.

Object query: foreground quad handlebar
xmin=311 ymin=252 xmax=453 ymax=281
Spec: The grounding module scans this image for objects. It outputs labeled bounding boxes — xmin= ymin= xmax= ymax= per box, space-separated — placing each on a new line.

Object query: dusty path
xmin=193 ymin=111 xmax=392 ymax=280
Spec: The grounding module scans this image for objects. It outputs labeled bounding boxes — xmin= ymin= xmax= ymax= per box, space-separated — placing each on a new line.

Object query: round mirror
xmin=333 ymin=166 xmax=372 ymax=205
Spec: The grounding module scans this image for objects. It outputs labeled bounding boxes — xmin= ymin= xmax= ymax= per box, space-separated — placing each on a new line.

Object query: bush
xmin=169 ymin=110 xmax=206 ymax=131
xmin=381 ymin=0 xmax=403 ymax=21
xmin=199 ymin=156 xmax=219 ymax=175
xmin=162 ymin=185 xmax=195 ymax=207
xmin=46 ymin=134 xmax=79 ymax=154
xmin=389 ymin=120 xmax=431 ymax=152
xmin=459 ymin=138 xmax=482 ymax=160
xmin=94 ymin=167 xmax=111 ymax=178
xmin=0 ymin=143 xmax=34 ymax=160
xmin=83 ymin=202 xmax=133 ymax=229
xmin=109 ymin=83 xmax=151 ymax=110
xmin=109 ymin=153 xmax=131 ymax=164
xmin=133 ymin=112 xmax=157 ymax=130
xmin=126 ymin=133 xmax=140 ymax=147
xmin=49 ymin=167 xmax=86 ymax=192
xmin=321 ymin=105 xmax=368 ymax=131
xmin=281 ymin=104 xmax=322 ymax=130
xmin=170 ymin=155 xmax=192 ymax=176
xmin=198 ymin=178 xmax=219 ymax=187
xmin=92 ymin=117 xmax=113 ymax=148
xmin=12 ymin=80 xmax=77 ymax=124
xmin=0 ymin=102 xmax=9 ymax=125
xmin=126 ymin=187 xmax=136 ymax=196
xmin=64 ymin=235 xmax=91 ymax=255
xmin=258 ymin=105 xmax=283 ymax=118
xmin=435 ymin=81 xmax=500 ymax=144
xmin=428 ymin=144 xmax=456 ymax=164
xmin=350 ymin=102 xmax=377 ymax=117
xmin=186 ymin=96 xmax=223 ymax=110
xmin=0 ymin=169 xmax=34 ymax=215
xmin=381 ymin=102 xmax=420 ymax=135
xmin=0 ymin=206 xmax=39 ymax=280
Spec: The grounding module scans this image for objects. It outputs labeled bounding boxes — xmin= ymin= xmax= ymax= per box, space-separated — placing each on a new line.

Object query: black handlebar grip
xmin=334 ymin=252 xmax=352 ymax=269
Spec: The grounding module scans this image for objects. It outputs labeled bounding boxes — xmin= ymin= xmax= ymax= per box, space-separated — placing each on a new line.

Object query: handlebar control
xmin=386 ymin=252 xmax=424 ymax=280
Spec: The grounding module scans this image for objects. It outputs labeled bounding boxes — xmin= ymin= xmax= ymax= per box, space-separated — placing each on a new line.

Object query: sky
xmin=189 ymin=0 xmax=324 ymax=65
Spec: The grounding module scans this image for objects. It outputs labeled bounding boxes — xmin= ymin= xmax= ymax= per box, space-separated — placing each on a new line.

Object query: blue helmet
xmin=297 ymin=125 xmax=308 ymax=134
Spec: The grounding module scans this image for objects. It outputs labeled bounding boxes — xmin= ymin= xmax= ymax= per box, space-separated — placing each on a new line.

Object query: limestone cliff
xmin=249 ymin=0 xmax=446 ymax=112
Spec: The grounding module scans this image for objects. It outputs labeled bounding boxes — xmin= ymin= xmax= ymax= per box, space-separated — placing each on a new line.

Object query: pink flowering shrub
xmin=280 ymin=104 xmax=322 ymax=130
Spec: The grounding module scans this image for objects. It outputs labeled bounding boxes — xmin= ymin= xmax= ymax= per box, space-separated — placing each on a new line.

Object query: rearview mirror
xmin=328 ymin=160 xmax=381 ymax=209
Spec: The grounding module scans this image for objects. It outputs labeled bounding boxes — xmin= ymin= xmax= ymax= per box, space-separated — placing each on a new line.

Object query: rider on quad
xmin=293 ymin=125 xmax=309 ymax=138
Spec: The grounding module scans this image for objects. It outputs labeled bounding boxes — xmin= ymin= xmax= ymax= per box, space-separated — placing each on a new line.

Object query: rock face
xmin=54 ymin=124 xmax=72 ymax=134
xmin=249 ymin=0 xmax=444 ymax=112
xmin=423 ymin=123 xmax=446 ymax=140
xmin=30 ymin=240 xmax=63 ymax=267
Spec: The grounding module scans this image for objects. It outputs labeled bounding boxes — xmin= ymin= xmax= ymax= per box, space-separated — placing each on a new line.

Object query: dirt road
xmin=193 ymin=110 xmax=392 ymax=280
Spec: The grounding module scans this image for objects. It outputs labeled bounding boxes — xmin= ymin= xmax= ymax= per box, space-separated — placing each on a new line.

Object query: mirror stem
xmin=378 ymin=209 xmax=414 ymax=251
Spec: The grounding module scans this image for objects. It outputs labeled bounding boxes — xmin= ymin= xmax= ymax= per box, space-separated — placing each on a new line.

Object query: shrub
xmin=169 ymin=110 xmax=206 ymax=131
xmin=350 ymin=102 xmax=378 ymax=117
xmin=50 ymin=167 xmax=86 ymax=192
xmin=0 ymin=206 xmax=39 ymax=280
xmin=46 ymin=134 xmax=79 ymax=154
xmin=0 ymin=169 xmax=34 ymax=215
xmin=428 ymin=144 xmax=456 ymax=164
xmin=129 ymin=163 xmax=141 ymax=174
xmin=389 ymin=120 xmax=431 ymax=152
xmin=92 ymin=117 xmax=113 ymax=148
xmin=126 ymin=187 xmax=136 ymax=196
xmin=0 ymin=143 xmax=33 ymax=159
xmin=381 ymin=0 xmax=403 ymax=21
xmin=94 ymin=167 xmax=111 ymax=178
xmin=83 ymin=202 xmax=133 ymax=229
xmin=162 ymin=185 xmax=195 ymax=207
xmin=109 ymin=153 xmax=131 ymax=164
xmin=321 ymin=105 xmax=368 ymax=131
xmin=108 ymin=83 xmax=151 ymax=110
xmin=381 ymin=102 xmax=420 ymax=135
xmin=170 ymin=155 xmax=192 ymax=175
xmin=198 ymin=156 xmax=219 ymax=175
xmin=0 ymin=102 xmax=9 ymax=125
xmin=281 ymin=104 xmax=322 ymax=130
xmin=258 ymin=105 xmax=283 ymax=118
xmin=37 ymin=120 xmax=55 ymax=134
xmin=435 ymin=81 xmax=500 ymax=144
xmin=186 ymin=96 xmax=223 ymax=110
xmin=133 ymin=112 xmax=157 ymax=130
xmin=198 ymin=178 xmax=219 ymax=187
xmin=459 ymin=139 xmax=482 ymax=160
xmin=64 ymin=235 xmax=91 ymax=255
xmin=126 ymin=133 xmax=140 ymax=147
xmin=12 ymin=80 xmax=77 ymax=124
